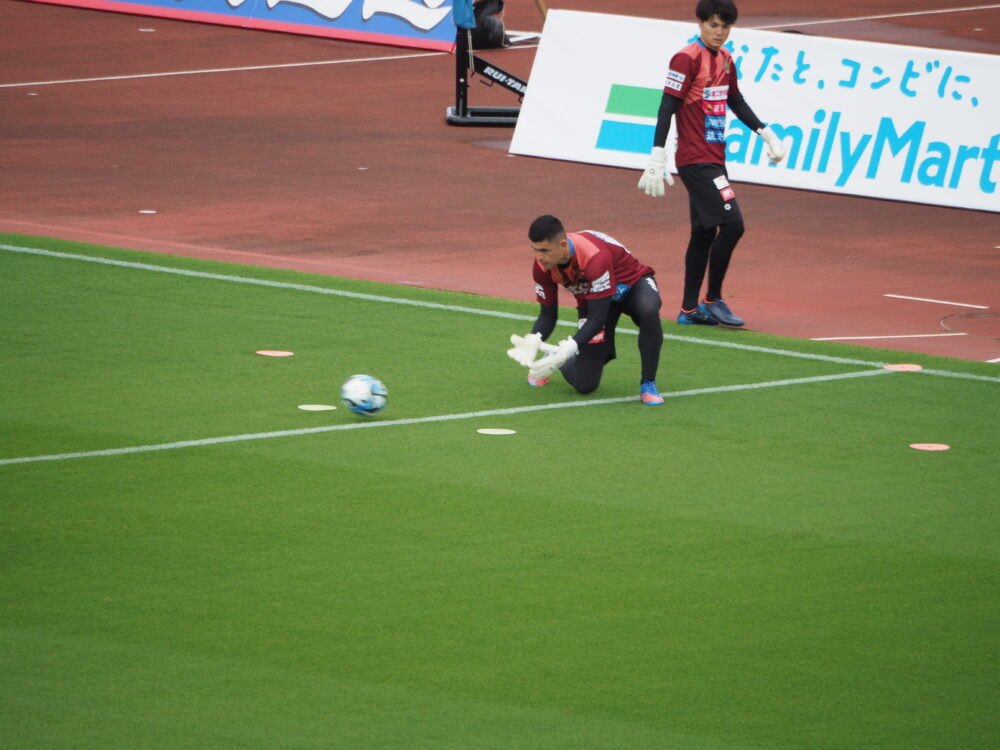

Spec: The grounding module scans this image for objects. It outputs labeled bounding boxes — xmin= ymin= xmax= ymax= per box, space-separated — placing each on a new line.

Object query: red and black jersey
xmin=663 ymin=39 xmax=741 ymax=167
xmin=532 ymin=230 xmax=654 ymax=306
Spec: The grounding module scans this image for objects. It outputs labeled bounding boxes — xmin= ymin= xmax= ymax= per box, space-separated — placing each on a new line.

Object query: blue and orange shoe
xmin=676 ymin=307 xmax=718 ymax=325
xmin=640 ymin=380 xmax=664 ymax=406
xmin=699 ymin=298 xmax=744 ymax=327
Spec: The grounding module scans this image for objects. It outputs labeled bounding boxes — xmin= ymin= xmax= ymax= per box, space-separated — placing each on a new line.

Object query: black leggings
xmin=561 ymin=276 xmax=663 ymax=394
xmin=682 ymin=217 xmax=745 ymax=310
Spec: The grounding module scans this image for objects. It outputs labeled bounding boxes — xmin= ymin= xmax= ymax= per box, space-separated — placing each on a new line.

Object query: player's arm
xmin=651 ymin=93 xmax=681 ymax=150
xmin=729 ymin=90 xmax=786 ymax=164
xmin=638 ymin=71 xmax=684 ymax=196
xmin=532 ymin=302 xmax=558 ymax=340
xmin=727 ymin=90 xmax=763 ymax=132
xmin=574 ymin=296 xmax=611 ymax=347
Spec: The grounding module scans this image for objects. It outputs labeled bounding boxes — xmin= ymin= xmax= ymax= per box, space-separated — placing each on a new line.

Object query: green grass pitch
xmin=1 ymin=234 xmax=998 ymax=749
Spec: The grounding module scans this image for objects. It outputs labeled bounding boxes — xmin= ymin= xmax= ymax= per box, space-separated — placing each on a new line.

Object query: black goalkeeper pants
xmin=560 ymin=275 xmax=663 ymax=394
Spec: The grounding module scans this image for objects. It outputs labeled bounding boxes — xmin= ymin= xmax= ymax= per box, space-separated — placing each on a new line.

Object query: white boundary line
xmin=0 ymin=52 xmax=445 ymax=89
xmin=0 ymin=370 xmax=891 ymax=466
xmin=5 ymin=242 xmax=999 ymax=384
xmin=750 ymin=4 xmax=1000 ymax=29
xmin=884 ymin=294 xmax=989 ymax=309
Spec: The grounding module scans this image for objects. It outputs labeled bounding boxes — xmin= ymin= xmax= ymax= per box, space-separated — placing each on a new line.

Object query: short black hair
xmin=696 ymin=0 xmax=738 ymax=24
xmin=528 ymin=215 xmax=565 ymax=243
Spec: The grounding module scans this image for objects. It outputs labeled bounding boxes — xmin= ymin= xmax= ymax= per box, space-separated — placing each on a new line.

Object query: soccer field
xmin=2 ymin=235 xmax=998 ymax=749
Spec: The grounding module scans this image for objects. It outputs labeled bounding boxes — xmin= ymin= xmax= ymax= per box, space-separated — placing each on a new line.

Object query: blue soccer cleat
xmin=640 ymin=380 xmax=664 ymax=406
xmin=699 ymin=299 xmax=744 ymax=327
xmin=676 ymin=307 xmax=718 ymax=325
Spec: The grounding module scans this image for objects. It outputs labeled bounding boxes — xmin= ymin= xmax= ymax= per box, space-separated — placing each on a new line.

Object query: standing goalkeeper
xmin=638 ymin=0 xmax=786 ymax=327
xmin=507 ymin=215 xmax=665 ymax=406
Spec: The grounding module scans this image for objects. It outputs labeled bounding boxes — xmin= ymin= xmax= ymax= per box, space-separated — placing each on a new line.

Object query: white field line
xmin=0 ymin=370 xmax=892 ymax=466
xmin=813 ymin=333 xmax=967 ymax=341
xmin=749 ymin=4 xmax=1000 ymax=29
xmin=884 ymin=294 xmax=989 ymax=309
xmin=6 ymin=243 xmax=1000 ymax=385
xmin=0 ymin=51 xmax=445 ymax=89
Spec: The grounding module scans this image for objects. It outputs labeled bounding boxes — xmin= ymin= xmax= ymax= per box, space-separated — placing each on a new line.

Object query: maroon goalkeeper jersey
xmin=663 ymin=39 xmax=742 ymax=167
xmin=533 ymin=231 xmax=654 ymax=306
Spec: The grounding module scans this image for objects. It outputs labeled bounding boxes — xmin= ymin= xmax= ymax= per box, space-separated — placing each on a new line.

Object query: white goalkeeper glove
xmin=506 ymin=333 xmax=546 ymax=366
xmin=528 ymin=337 xmax=578 ymax=380
xmin=637 ymin=146 xmax=675 ymax=197
xmin=757 ymin=126 xmax=786 ymax=164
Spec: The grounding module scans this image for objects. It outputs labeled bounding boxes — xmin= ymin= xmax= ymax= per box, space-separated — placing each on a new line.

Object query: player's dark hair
xmin=528 ymin=215 xmax=565 ymax=243
xmin=696 ymin=0 xmax=738 ymax=24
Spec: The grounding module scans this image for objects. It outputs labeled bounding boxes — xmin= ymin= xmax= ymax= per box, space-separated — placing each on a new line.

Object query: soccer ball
xmin=340 ymin=374 xmax=388 ymax=416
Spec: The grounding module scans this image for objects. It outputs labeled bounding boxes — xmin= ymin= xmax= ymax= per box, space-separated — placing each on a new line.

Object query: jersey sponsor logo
xmin=713 ymin=175 xmax=731 ymax=189
xmin=705 ymin=129 xmax=727 ymax=143
xmin=703 ymin=85 xmax=728 ymax=101
xmin=665 ymin=78 xmax=683 ymax=92
xmin=666 ymin=69 xmax=686 ymax=84
xmin=703 ymin=101 xmax=727 ymax=116
xmin=588 ymin=269 xmax=612 ymax=295
xmin=721 ymin=186 xmax=736 ymax=201
xmin=705 ymin=115 xmax=726 ymax=130
xmin=535 ymin=282 xmax=547 ymax=300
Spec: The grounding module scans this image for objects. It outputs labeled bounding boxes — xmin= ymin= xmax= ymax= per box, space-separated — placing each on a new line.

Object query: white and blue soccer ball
xmin=340 ymin=374 xmax=388 ymax=416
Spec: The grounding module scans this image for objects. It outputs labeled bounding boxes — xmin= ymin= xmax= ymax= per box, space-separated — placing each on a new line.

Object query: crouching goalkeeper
xmin=507 ymin=215 xmax=666 ymax=406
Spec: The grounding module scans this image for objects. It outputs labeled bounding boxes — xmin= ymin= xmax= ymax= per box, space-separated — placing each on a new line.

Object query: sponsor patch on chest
xmin=703 ymin=85 xmax=728 ymax=101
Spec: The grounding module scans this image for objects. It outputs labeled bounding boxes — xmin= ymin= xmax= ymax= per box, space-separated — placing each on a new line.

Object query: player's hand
xmin=529 ymin=337 xmax=578 ymax=379
xmin=757 ymin=126 xmax=786 ymax=164
xmin=507 ymin=333 xmax=544 ymax=366
xmin=637 ymin=146 xmax=674 ymax=197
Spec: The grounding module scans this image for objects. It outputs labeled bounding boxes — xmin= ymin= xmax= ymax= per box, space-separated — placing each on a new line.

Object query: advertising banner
xmin=510 ymin=10 xmax=999 ymax=213
xmin=29 ymin=0 xmax=458 ymax=51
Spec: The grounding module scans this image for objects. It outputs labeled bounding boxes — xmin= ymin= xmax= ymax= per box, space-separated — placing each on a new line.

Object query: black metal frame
xmin=445 ymin=29 xmax=525 ymax=127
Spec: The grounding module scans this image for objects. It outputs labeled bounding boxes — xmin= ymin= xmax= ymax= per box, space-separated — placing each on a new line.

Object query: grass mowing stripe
xmin=4 ymin=243 xmax=997 ymax=381
xmin=0 ymin=369 xmax=890 ymax=466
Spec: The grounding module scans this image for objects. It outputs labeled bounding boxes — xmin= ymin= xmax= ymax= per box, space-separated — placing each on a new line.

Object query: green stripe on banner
xmin=604 ymin=84 xmax=662 ymax=118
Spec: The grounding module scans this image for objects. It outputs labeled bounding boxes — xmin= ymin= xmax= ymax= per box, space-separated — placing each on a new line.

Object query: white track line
xmin=813 ymin=333 xmax=967 ymax=341
xmin=4 ymin=6 xmax=991 ymax=88
xmin=884 ymin=294 xmax=990 ymax=309
xmin=4 ymin=243 xmax=999 ymax=385
xmin=0 ymin=370 xmax=891 ymax=466
xmin=750 ymin=4 xmax=1000 ymax=29
xmin=0 ymin=52 xmax=444 ymax=89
